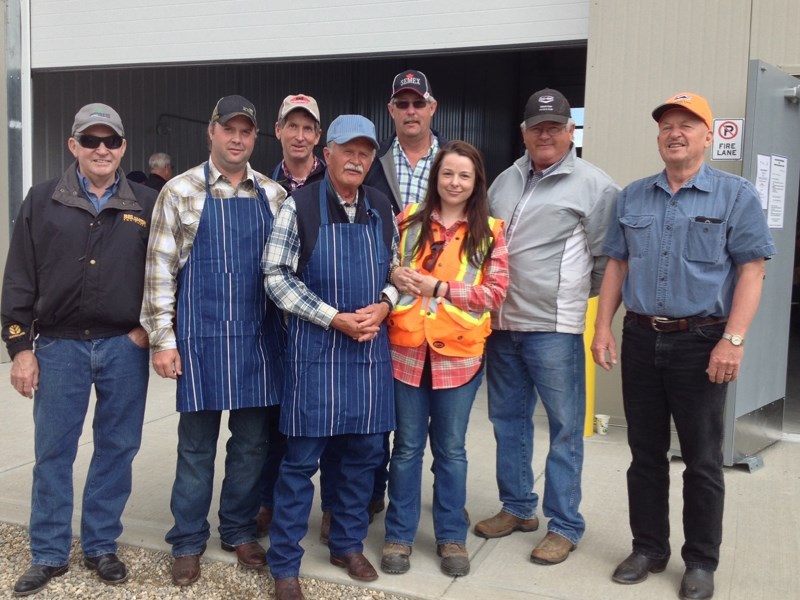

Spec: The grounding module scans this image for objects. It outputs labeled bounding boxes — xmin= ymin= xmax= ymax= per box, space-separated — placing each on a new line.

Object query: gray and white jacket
xmin=488 ymin=147 xmax=620 ymax=333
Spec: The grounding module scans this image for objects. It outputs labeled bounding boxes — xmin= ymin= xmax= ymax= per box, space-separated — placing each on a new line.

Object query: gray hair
xmin=326 ymin=141 xmax=377 ymax=160
xmin=148 ymin=152 xmax=171 ymax=170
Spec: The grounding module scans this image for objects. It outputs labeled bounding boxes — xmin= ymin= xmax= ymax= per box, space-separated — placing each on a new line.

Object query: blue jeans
xmin=267 ymin=433 xmax=384 ymax=579
xmin=385 ymin=366 xmax=482 ymax=546
xmin=30 ymin=334 xmax=148 ymax=566
xmin=166 ymin=408 xmax=269 ymax=557
xmin=621 ymin=319 xmax=726 ymax=570
xmin=259 ymin=405 xmax=335 ymax=512
xmin=486 ymin=330 xmax=586 ymax=544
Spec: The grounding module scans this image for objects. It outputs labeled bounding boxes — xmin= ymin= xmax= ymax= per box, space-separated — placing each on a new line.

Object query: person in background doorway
xmin=145 ymin=152 xmax=173 ymax=191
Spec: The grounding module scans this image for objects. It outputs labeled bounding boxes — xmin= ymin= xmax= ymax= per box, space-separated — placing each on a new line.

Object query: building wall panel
xmin=31 ymin=0 xmax=589 ymax=69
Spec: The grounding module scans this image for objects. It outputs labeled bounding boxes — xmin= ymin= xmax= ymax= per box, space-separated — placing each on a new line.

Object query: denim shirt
xmin=603 ymin=163 xmax=775 ymax=317
xmin=77 ymin=169 xmax=120 ymax=212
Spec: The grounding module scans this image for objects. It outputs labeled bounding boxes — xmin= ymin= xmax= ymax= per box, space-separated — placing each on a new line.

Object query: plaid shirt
xmin=391 ymin=210 xmax=510 ymax=389
xmin=393 ymin=135 xmax=439 ymax=208
xmin=263 ymin=191 xmax=399 ymax=330
xmin=140 ymin=160 xmax=286 ymax=352
xmin=280 ymin=156 xmax=320 ymax=192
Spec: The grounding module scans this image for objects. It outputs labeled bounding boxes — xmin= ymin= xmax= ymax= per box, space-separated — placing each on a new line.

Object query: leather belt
xmin=625 ymin=311 xmax=727 ymax=333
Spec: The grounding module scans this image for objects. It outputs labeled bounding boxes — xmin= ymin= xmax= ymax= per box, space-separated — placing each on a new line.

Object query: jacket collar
xmin=52 ymin=161 xmax=142 ymax=213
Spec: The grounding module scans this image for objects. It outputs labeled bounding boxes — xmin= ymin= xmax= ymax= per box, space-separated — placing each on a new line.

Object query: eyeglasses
xmin=393 ymin=99 xmax=428 ymax=110
xmin=75 ymin=134 xmax=124 ymax=149
xmin=423 ymin=240 xmax=445 ymax=272
xmin=525 ymin=125 xmax=567 ymax=138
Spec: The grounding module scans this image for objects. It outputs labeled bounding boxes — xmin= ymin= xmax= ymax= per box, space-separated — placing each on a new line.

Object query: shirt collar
xmin=207 ymin=158 xmax=255 ymax=186
xmin=529 ymin=147 xmax=571 ymax=178
xmin=76 ymin=168 xmax=120 ymax=199
xmin=654 ymin=162 xmax=713 ymax=193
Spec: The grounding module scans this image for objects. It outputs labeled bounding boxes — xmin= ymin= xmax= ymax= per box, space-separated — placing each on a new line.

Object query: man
xmin=365 ymin=69 xmax=445 ymax=214
xmin=145 ymin=152 xmax=173 ymax=191
xmin=140 ymin=95 xmax=287 ymax=586
xmin=2 ymin=103 xmax=157 ymax=596
xmin=474 ymin=88 xmax=619 ymax=565
xmin=257 ymin=93 xmax=332 ymax=541
xmin=264 ymin=115 xmax=397 ymax=600
xmin=591 ymin=92 xmax=775 ymax=600
xmin=362 ymin=68 xmax=445 ymax=521
xmin=271 ymin=94 xmax=326 ymax=193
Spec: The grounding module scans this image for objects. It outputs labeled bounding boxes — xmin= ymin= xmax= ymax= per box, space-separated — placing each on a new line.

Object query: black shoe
xmin=612 ymin=552 xmax=669 ymax=584
xmin=680 ymin=568 xmax=714 ymax=600
xmin=83 ymin=553 xmax=128 ymax=584
xmin=13 ymin=564 xmax=69 ymax=597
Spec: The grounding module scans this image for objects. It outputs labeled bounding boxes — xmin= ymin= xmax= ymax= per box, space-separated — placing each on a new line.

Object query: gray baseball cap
xmin=72 ymin=103 xmax=124 ymax=136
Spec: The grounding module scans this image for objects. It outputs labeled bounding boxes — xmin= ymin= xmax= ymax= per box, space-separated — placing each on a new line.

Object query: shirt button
xmin=89 ymin=259 xmax=96 ymax=265
xmin=84 ymin=329 xmax=91 ymax=336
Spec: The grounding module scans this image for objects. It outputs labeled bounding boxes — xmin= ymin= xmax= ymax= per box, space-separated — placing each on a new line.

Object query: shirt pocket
xmin=684 ymin=219 xmax=725 ymax=263
xmin=620 ymin=215 xmax=654 ymax=259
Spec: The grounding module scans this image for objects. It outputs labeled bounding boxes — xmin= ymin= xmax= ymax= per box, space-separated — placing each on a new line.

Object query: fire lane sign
xmin=712 ymin=118 xmax=744 ymax=161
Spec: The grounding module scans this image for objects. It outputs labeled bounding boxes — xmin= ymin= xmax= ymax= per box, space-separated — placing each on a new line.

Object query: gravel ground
xmin=0 ymin=522 xmax=414 ymax=600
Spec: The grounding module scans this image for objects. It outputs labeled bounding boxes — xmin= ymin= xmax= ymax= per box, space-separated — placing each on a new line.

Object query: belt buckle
xmin=651 ymin=316 xmax=673 ymax=332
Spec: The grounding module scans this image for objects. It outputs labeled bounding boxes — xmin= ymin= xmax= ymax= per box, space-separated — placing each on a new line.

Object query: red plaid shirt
xmin=390 ymin=211 xmax=509 ymax=389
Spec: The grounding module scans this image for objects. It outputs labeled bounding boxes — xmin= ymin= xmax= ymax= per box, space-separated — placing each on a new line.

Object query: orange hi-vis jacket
xmin=387 ymin=204 xmax=504 ymax=358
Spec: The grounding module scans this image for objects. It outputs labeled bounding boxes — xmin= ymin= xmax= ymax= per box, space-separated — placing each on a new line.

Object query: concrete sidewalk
xmin=1 ymin=362 xmax=797 ymax=600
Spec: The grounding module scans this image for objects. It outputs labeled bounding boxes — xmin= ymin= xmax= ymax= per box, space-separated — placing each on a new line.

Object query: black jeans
xmin=621 ymin=318 xmax=726 ymax=571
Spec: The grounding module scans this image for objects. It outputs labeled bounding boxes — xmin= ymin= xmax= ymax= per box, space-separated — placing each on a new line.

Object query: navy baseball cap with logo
xmin=211 ymin=95 xmax=258 ymax=128
xmin=522 ymin=88 xmax=571 ymax=128
xmin=391 ymin=69 xmax=433 ymax=100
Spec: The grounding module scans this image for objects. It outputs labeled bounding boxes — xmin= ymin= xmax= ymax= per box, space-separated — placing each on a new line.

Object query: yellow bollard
xmin=583 ymin=297 xmax=598 ymax=437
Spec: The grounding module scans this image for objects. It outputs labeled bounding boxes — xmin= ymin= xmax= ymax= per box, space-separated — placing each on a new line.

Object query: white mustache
xmin=344 ymin=163 xmax=364 ymax=174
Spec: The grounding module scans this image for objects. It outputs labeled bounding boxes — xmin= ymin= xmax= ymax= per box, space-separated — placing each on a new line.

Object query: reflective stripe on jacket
xmin=387 ymin=203 xmax=504 ymax=357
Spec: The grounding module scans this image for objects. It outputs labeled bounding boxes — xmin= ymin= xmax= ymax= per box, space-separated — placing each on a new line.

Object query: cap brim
xmin=218 ymin=112 xmax=257 ymax=127
xmin=391 ymin=87 xmax=427 ymax=99
xmin=651 ymin=103 xmax=709 ymax=128
xmin=280 ymin=106 xmax=320 ymax=123
xmin=331 ymin=134 xmax=379 ymax=150
xmin=523 ymin=114 xmax=569 ymax=128
xmin=74 ymin=120 xmax=124 ymax=136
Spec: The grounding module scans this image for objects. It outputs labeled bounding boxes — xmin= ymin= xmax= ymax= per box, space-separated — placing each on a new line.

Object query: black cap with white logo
xmin=523 ymin=88 xmax=571 ymax=128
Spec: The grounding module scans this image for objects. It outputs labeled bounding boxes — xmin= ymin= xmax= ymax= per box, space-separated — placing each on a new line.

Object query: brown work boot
xmin=380 ymin=542 xmax=412 ymax=574
xmin=319 ymin=511 xmax=331 ymax=545
xmin=473 ymin=510 xmax=539 ymax=539
xmin=274 ymin=576 xmax=305 ymax=600
xmin=171 ymin=554 xmax=201 ymax=586
xmin=437 ymin=543 xmax=470 ymax=577
xmin=530 ymin=531 xmax=576 ymax=565
xmin=256 ymin=506 xmax=273 ymax=538
xmin=330 ymin=552 xmax=379 ymax=582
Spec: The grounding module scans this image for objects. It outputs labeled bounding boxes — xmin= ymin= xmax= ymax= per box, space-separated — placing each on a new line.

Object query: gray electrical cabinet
xmin=718 ymin=60 xmax=799 ymax=470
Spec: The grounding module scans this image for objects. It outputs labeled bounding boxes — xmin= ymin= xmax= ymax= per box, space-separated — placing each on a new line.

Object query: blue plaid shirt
xmin=393 ymin=135 xmax=439 ymax=208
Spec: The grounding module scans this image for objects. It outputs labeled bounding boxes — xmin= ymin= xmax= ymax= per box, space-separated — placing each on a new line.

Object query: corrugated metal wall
xmin=32 ymin=46 xmax=587 ymax=185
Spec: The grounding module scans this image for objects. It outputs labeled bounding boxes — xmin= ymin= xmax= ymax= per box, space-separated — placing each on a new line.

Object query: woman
xmin=381 ymin=140 xmax=509 ymax=577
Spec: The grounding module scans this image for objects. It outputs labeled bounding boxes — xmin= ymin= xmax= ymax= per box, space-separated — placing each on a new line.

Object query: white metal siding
xmin=31 ymin=0 xmax=589 ymax=70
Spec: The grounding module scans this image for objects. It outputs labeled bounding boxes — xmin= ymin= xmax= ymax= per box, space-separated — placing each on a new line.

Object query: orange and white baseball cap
xmin=652 ymin=92 xmax=713 ymax=129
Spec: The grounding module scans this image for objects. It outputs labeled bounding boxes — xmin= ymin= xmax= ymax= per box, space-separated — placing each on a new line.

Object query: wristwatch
xmin=722 ymin=333 xmax=744 ymax=346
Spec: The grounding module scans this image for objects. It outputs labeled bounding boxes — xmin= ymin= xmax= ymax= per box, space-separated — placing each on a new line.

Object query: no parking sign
xmin=712 ymin=118 xmax=744 ymax=160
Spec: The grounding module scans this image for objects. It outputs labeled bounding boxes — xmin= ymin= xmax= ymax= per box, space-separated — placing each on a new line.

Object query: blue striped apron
xmin=175 ymin=162 xmax=284 ymax=412
xmin=281 ymin=180 xmax=395 ymax=437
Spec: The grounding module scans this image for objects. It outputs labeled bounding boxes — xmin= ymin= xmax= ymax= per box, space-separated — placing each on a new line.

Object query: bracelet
xmin=387 ymin=264 xmax=399 ymax=285
xmin=433 ymin=280 xmax=443 ymax=298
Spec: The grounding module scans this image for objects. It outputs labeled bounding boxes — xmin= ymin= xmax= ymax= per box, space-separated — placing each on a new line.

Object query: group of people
xmin=1 ymin=66 xmax=773 ymax=600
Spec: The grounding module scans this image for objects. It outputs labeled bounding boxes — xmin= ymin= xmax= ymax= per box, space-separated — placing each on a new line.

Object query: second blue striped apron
xmin=175 ymin=162 xmax=285 ymax=412
xmin=281 ymin=180 xmax=395 ymax=437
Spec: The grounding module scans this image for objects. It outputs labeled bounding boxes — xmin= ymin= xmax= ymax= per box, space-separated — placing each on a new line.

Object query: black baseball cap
xmin=391 ymin=70 xmax=433 ymax=100
xmin=210 ymin=95 xmax=258 ymax=128
xmin=523 ymin=88 xmax=571 ymax=128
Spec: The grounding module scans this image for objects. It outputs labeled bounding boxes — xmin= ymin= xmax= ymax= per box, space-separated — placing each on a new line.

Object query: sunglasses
xmin=423 ymin=240 xmax=445 ymax=272
xmin=75 ymin=134 xmax=124 ymax=149
xmin=393 ymin=99 xmax=428 ymax=110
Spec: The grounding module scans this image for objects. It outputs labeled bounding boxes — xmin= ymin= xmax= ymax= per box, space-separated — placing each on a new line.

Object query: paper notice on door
xmin=755 ymin=154 xmax=770 ymax=209
xmin=767 ymin=155 xmax=786 ymax=229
